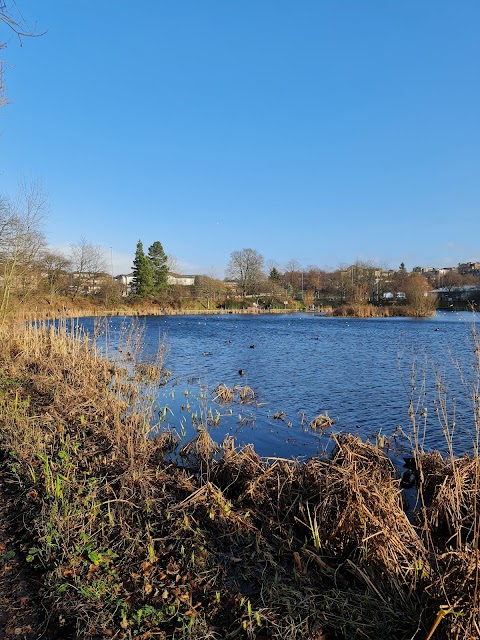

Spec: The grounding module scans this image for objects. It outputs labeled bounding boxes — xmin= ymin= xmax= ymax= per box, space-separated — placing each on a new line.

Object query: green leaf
xmin=1 ymin=550 xmax=16 ymax=562
xmin=88 ymin=550 xmax=101 ymax=565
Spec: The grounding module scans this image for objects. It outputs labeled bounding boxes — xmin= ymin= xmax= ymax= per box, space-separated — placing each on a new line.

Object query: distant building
xmin=434 ymin=284 xmax=480 ymax=304
xmin=382 ymin=291 xmax=406 ymax=300
xmin=114 ymin=273 xmax=134 ymax=296
xmin=167 ymin=273 xmax=196 ymax=286
xmin=70 ymin=271 xmax=111 ymax=294
xmin=458 ymin=262 xmax=480 ymax=275
xmin=114 ymin=272 xmax=197 ymax=296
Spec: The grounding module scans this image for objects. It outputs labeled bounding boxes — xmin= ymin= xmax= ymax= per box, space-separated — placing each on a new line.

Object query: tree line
xmin=223 ymin=247 xmax=480 ymax=314
xmin=1 ymin=182 xmax=479 ymax=319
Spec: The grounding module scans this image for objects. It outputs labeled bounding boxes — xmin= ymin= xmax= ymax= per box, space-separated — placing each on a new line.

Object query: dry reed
xmin=309 ymin=413 xmax=335 ymax=430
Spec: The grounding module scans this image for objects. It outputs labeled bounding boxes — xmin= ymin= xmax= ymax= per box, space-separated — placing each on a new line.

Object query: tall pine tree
xmin=132 ymin=240 xmax=154 ymax=297
xmin=148 ymin=241 xmax=169 ymax=293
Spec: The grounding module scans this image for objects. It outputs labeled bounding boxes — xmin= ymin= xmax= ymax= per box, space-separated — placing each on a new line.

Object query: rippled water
xmin=77 ymin=311 xmax=479 ymax=459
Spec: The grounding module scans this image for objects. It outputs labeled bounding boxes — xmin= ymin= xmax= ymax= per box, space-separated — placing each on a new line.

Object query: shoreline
xmin=13 ymin=304 xmax=439 ymax=323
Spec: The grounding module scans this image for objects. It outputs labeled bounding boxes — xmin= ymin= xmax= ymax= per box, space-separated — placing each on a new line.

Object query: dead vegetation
xmin=0 ymin=319 xmax=479 ymax=639
xmin=213 ymin=384 xmax=257 ymax=405
xmin=309 ymin=413 xmax=335 ymax=430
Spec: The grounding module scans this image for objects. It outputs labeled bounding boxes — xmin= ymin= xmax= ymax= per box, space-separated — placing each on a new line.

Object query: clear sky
xmin=1 ymin=1 xmax=479 ymax=277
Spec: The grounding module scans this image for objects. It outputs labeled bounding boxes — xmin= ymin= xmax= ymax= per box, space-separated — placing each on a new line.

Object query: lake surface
xmin=76 ymin=311 xmax=479 ymax=460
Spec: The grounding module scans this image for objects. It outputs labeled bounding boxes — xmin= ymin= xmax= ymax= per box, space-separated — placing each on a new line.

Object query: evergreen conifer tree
xmin=269 ymin=267 xmax=283 ymax=282
xmin=132 ymin=240 xmax=154 ymax=296
xmin=148 ymin=241 xmax=169 ymax=293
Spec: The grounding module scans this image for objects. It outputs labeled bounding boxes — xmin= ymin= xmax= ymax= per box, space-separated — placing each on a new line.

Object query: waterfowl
xmin=249 ymin=344 xmax=255 ymax=349
xmin=403 ymin=457 xmax=416 ymax=470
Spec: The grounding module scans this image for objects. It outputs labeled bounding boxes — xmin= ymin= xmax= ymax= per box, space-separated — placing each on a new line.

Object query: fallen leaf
xmin=87 ymin=563 xmax=97 ymax=581
xmin=166 ymin=558 xmax=179 ymax=575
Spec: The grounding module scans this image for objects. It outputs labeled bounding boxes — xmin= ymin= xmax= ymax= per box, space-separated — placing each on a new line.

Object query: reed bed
xmin=213 ymin=384 xmax=257 ymax=405
xmin=332 ymin=304 xmax=435 ymax=318
xmin=0 ymin=319 xmax=479 ymax=639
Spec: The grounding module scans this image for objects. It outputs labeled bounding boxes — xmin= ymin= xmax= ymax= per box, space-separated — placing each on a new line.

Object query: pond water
xmin=75 ymin=311 xmax=479 ymax=460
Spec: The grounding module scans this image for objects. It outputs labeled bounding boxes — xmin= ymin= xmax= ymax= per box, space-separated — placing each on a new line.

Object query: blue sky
xmin=1 ymin=1 xmax=479 ymax=277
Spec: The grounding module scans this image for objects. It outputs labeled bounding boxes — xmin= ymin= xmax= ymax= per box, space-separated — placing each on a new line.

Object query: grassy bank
xmin=0 ymin=321 xmax=478 ymax=639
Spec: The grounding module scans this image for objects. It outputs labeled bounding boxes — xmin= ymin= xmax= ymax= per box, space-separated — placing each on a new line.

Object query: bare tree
xmin=0 ymin=181 xmax=47 ymax=320
xmin=404 ymin=273 xmax=437 ymax=316
xmin=69 ymin=239 xmax=108 ymax=300
xmin=167 ymin=254 xmax=179 ymax=275
xmin=1 ymin=3 xmax=44 ymax=108
xmin=40 ymin=249 xmax=71 ymax=301
xmin=285 ymin=258 xmax=302 ymax=297
xmin=226 ymin=248 xmax=265 ymax=297
xmin=343 ymin=260 xmax=381 ymax=304
xmin=193 ymin=275 xmax=228 ymax=309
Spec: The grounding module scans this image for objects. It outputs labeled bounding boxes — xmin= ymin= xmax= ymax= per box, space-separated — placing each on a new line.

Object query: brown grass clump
xmin=297 ymin=436 xmax=430 ymax=598
xmin=421 ymin=453 xmax=480 ymax=546
xmin=179 ymin=428 xmax=219 ymax=464
xmin=310 ymin=412 xmax=334 ymax=430
xmin=212 ymin=383 xmax=234 ymax=403
xmin=213 ymin=384 xmax=257 ymax=405
xmin=234 ymin=384 xmax=256 ymax=403
xmin=211 ymin=437 xmax=265 ymax=500
xmin=415 ymin=451 xmax=480 ymax=638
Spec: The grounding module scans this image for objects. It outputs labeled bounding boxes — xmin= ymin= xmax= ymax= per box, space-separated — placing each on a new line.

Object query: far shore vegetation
xmin=1 ymin=184 xmax=480 ymax=324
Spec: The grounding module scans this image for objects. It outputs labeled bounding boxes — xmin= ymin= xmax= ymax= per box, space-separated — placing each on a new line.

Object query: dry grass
xmin=0 ymin=317 xmax=479 ymax=639
xmin=332 ymin=304 xmax=436 ymax=318
xmin=310 ymin=413 xmax=335 ymax=430
xmin=235 ymin=385 xmax=256 ymax=404
xmin=213 ymin=384 xmax=257 ymax=405
xmin=213 ymin=383 xmax=235 ymax=403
